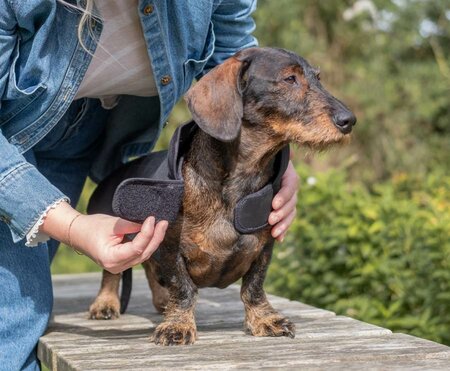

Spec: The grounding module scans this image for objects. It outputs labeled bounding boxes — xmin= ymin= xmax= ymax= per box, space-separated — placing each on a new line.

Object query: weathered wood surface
xmin=39 ymin=272 xmax=450 ymax=370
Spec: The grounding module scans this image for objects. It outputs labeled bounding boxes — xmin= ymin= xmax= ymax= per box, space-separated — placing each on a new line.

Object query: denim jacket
xmin=0 ymin=0 xmax=257 ymax=243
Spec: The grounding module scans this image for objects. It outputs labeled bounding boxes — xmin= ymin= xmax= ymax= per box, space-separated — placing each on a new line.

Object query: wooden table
xmin=39 ymin=272 xmax=450 ymax=370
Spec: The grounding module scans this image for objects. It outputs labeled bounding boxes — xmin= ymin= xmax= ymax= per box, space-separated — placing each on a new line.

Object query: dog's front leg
xmin=89 ymin=270 xmax=121 ymax=320
xmin=241 ymin=241 xmax=295 ymax=338
xmin=151 ymin=252 xmax=198 ymax=345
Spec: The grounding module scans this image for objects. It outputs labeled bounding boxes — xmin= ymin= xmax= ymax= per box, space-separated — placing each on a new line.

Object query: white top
xmin=74 ymin=0 xmax=158 ymax=108
xmin=26 ymin=0 xmax=158 ymax=246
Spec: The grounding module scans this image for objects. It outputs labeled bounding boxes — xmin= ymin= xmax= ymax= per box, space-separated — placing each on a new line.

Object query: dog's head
xmin=185 ymin=47 xmax=356 ymax=148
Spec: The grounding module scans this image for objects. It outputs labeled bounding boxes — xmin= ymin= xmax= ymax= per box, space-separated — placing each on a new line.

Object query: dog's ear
xmin=184 ymin=52 xmax=253 ymax=142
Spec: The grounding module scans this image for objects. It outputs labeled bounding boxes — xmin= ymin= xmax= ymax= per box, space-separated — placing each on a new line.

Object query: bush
xmin=266 ymin=165 xmax=450 ymax=345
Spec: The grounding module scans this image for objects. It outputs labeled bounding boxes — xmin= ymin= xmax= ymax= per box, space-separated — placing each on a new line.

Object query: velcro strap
xmin=234 ymin=184 xmax=273 ymax=233
xmin=112 ymin=178 xmax=184 ymax=223
xmin=233 ymin=145 xmax=290 ymax=234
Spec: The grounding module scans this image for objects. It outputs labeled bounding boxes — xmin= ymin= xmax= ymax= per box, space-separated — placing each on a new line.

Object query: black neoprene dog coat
xmin=88 ymin=121 xmax=290 ymax=234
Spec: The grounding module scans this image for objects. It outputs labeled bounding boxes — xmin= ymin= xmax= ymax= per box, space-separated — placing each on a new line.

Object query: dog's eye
xmin=284 ymin=75 xmax=297 ymax=85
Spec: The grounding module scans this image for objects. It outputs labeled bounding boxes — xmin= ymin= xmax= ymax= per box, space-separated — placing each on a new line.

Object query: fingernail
xmin=273 ymin=198 xmax=282 ymax=209
xmin=273 ymin=228 xmax=282 ymax=237
xmin=157 ymin=220 xmax=169 ymax=230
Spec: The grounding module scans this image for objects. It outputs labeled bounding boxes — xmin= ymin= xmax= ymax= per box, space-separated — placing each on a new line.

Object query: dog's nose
xmin=333 ymin=111 xmax=357 ymax=134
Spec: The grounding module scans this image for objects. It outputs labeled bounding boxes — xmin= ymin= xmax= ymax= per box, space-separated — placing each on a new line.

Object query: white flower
xmin=307 ymin=176 xmax=317 ymax=186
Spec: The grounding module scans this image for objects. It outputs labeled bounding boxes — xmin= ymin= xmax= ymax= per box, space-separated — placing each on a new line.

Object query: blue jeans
xmin=0 ymin=99 xmax=109 ymax=370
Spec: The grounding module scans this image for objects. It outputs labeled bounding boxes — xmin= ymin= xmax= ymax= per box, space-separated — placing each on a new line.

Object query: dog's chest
xmin=180 ymin=217 xmax=268 ymax=288
xmin=179 ymin=153 xmax=273 ymax=288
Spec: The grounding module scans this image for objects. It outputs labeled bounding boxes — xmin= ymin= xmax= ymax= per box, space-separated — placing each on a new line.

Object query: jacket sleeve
xmin=202 ymin=0 xmax=258 ymax=74
xmin=0 ymin=1 xmax=68 ymax=244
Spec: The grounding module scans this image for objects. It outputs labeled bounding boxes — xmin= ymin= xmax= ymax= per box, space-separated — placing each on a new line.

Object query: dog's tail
xmin=120 ymin=268 xmax=133 ymax=314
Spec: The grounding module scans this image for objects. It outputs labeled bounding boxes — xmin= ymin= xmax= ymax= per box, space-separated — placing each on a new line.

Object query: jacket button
xmin=161 ymin=75 xmax=172 ymax=85
xmin=143 ymin=5 xmax=154 ymax=15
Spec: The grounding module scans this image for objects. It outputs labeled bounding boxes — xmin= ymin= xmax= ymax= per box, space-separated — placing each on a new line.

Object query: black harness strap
xmin=112 ymin=121 xmax=289 ymax=233
xmin=111 ymin=123 xmax=196 ymax=224
xmin=119 ymin=267 xmax=132 ymax=314
xmin=233 ymin=145 xmax=290 ymax=233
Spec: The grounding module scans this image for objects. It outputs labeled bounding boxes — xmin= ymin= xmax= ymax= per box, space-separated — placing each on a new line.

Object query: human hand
xmin=40 ymin=202 xmax=168 ymax=274
xmin=71 ymin=214 xmax=168 ymax=274
xmin=268 ymin=160 xmax=299 ymax=242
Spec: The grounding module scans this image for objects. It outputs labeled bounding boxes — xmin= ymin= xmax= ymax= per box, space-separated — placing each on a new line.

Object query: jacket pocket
xmin=0 ymin=42 xmax=48 ymax=126
xmin=183 ymin=21 xmax=216 ymax=91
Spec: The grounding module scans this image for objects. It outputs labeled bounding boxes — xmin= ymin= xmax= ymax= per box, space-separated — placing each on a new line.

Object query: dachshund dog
xmin=88 ymin=47 xmax=356 ymax=345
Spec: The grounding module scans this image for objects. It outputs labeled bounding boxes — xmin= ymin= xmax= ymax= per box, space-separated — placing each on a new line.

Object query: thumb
xmin=112 ymin=217 xmax=143 ymax=235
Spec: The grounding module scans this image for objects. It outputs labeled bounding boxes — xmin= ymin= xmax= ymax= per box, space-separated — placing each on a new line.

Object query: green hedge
xmin=266 ymin=165 xmax=450 ymax=345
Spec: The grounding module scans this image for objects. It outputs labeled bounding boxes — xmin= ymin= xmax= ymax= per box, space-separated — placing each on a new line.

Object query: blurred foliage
xmin=267 ymin=164 xmax=450 ymax=345
xmin=254 ymin=0 xmax=450 ymax=181
xmin=52 ymin=0 xmax=450 ymax=345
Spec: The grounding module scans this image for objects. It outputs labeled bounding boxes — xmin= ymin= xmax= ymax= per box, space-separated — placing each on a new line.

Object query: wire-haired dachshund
xmin=88 ymin=47 xmax=356 ymax=345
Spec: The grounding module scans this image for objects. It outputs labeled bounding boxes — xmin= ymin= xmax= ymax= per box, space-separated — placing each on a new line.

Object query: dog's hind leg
xmin=241 ymin=241 xmax=295 ymax=338
xmin=150 ymin=251 xmax=198 ymax=345
xmin=142 ymin=260 xmax=169 ymax=314
xmin=89 ymin=270 xmax=121 ymax=320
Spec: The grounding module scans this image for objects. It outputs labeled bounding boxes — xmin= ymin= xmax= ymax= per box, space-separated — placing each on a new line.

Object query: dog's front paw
xmin=151 ymin=321 xmax=197 ymax=346
xmin=245 ymin=314 xmax=295 ymax=338
xmin=89 ymin=294 xmax=120 ymax=320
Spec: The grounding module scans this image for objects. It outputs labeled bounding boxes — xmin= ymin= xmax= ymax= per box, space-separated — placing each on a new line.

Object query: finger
xmin=272 ymin=161 xmax=299 ymax=210
xmin=135 ymin=220 xmax=168 ymax=262
xmin=107 ymin=219 xmax=167 ymax=273
xmin=271 ymin=208 xmax=296 ymax=239
xmin=114 ymin=217 xmax=156 ymax=261
xmin=276 ymin=232 xmax=286 ymax=243
xmin=121 ymin=220 xmax=168 ymax=269
xmin=113 ymin=217 xmax=143 ymax=235
xmin=268 ymin=193 xmax=297 ymax=226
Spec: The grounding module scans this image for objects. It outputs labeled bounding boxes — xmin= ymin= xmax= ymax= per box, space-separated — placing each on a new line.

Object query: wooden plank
xmin=39 ymin=272 xmax=450 ymax=371
xmin=39 ymin=333 xmax=450 ymax=370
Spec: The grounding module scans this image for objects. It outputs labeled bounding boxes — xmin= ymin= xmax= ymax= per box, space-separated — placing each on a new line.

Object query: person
xmin=0 ymin=0 xmax=299 ymax=369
